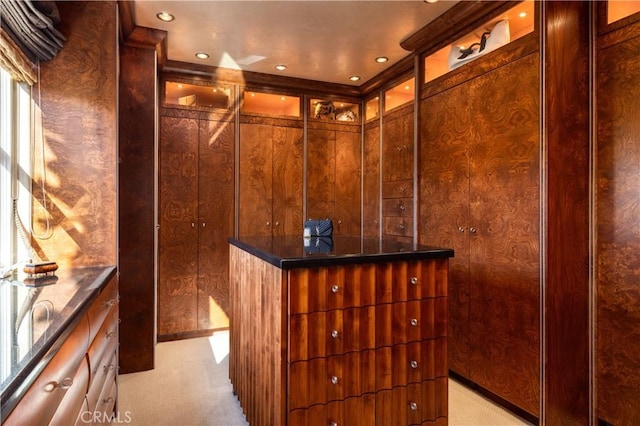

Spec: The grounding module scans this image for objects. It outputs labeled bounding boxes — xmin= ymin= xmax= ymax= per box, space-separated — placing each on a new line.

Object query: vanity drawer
xmin=382 ymin=179 xmax=413 ymax=199
xmin=93 ymin=373 xmax=117 ymax=425
xmin=289 ymin=264 xmax=376 ymax=314
xmin=376 ymin=299 xmax=448 ymax=347
xmin=375 ymin=339 xmax=448 ymax=390
xmin=4 ymin=315 xmax=90 ymax=426
xmin=88 ymin=305 xmax=118 ymax=381
xmin=288 ymin=392 xmax=376 ymax=426
xmin=288 ymin=349 xmax=376 ymax=410
xmin=87 ymin=342 xmax=117 ymax=413
xmin=375 ymin=378 xmax=448 ymax=426
xmin=289 ymin=306 xmax=376 ymax=361
xmin=382 ymin=198 xmax=413 ymax=218
xmin=87 ymin=275 xmax=118 ymax=342
xmin=375 ymin=260 xmax=448 ymax=303
xmin=49 ymin=356 xmax=90 ymax=426
xmin=382 ymin=217 xmax=413 ymax=237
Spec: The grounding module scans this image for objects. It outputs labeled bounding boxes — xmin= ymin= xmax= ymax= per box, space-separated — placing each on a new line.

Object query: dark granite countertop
xmin=228 ymin=236 xmax=454 ymax=269
xmin=0 ymin=265 xmax=117 ymax=420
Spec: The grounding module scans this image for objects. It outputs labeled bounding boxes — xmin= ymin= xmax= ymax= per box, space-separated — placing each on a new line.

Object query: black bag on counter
xmin=304 ymin=219 xmax=333 ymax=237
xmin=304 ymin=237 xmax=333 ymax=254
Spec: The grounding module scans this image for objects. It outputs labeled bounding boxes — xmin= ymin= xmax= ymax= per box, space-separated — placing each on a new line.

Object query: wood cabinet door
xmin=272 ymin=125 xmax=303 ymax=236
xmin=382 ymin=106 xmax=414 ymax=183
xmin=239 ymin=123 xmax=274 ymax=236
xmin=198 ymin=118 xmax=235 ymax=329
xmin=419 ymin=84 xmax=471 ymax=377
xmin=158 ymin=115 xmax=199 ymax=335
xmin=335 ymin=128 xmax=361 ymax=236
xmin=363 ymin=121 xmax=381 ymax=238
xmin=467 ymin=53 xmax=540 ymax=417
xmin=307 ymin=127 xmax=336 ymax=221
xmin=596 ymin=27 xmax=640 ymax=426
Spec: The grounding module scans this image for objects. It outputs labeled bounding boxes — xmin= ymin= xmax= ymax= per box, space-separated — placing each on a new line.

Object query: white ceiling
xmin=133 ymin=1 xmax=457 ymax=86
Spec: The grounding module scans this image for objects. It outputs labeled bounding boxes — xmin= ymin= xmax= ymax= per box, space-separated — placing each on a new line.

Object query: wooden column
xmin=542 ymin=2 xmax=591 ymax=424
xmin=118 ymin=26 xmax=166 ymax=373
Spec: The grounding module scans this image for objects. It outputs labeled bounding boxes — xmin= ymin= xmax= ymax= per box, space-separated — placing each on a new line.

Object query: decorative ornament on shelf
xmin=448 ymin=20 xmax=511 ymax=70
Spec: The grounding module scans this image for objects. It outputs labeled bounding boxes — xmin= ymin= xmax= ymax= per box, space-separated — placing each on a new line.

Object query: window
xmin=0 ymin=66 xmax=32 ymax=274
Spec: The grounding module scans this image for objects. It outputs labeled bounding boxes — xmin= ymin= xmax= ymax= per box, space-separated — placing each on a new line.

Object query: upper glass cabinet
xmin=424 ymin=0 xmax=535 ymax=83
xmin=384 ymin=77 xmax=415 ymax=113
xmin=309 ymin=98 xmax=359 ymax=122
xmin=164 ymin=80 xmax=233 ymax=109
xmin=242 ymin=90 xmax=301 ymax=117
xmin=607 ymin=0 xmax=640 ymax=24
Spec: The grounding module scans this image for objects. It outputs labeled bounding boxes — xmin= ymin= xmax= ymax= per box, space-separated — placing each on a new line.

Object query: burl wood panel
xmin=363 ymin=121 xmax=381 ymax=238
xmin=198 ymin=118 xmax=235 ymax=329
xmin=382 ymin=104 xmax=414 ymax=183
xmin=35 ymin=1 xmax=117 ymax=267
xmin=229 ymin=245 xmax=286 ymax=426
xmin=335 ymin=129 xmax=361 ymax=236
xmin=307 ymin=127 xmax=336 ymax=221
xmin=239 ymin=123 xmax=274 ymax=236
xmin=420 ymin=53 xmax=540 ymax=416
xmin=158 ymin=116 xmax=199 ymax=336
xmin=596 ymin=22 xmax=640 ymax=426
xmin=272 ymin=126 xmax=304 ymax=236
xmin=468 ymin=53 xmax=540 ymax=417
xmin=544 ymin=2 xmax=591 ymax=424
xmin=118 ymin=45 xmax=156 ymax=372
xmin=419 ymin=79 xmax=472 ymax=377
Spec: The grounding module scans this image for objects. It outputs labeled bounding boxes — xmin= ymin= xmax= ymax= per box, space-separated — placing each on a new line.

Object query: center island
xmin=228 ymin=236 xmax=454 ymax=426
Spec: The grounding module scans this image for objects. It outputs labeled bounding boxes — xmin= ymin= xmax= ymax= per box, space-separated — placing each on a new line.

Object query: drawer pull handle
xmin=399 ymin=204 xmax=405 ymax=210
xmin=409 ymin=401 xmax=418 ymax=411
xmin=330 ymin=422 xmax=338 ymax=426
xmin=330 ymin=376 xmax=339 ymax=385
xmin=103 ymin=298 xmax=116 ymax=308
xmin=410 ymin=277 xmax=418 ymax=285
xmin=103 ymin=397 xmax=114 ymax=405
xmin=470 ymin=227 xmax=477 ymax=233
xmin=45 ymin=377 xmax=73 ymax=392
xmin=103 ymin=363 xmax=115 ymax=373
xmin=331 ymin=330 xmax=339 ymax=339
xmin=106 ymin=331 xmax=116 ymax=338
xmin=331 ymin=285 xmax=339 ymax=294
xmin=410 ymin=318 xmax=418 ymax=327
xmin=410 ymin=360 xmax=419 ymax=369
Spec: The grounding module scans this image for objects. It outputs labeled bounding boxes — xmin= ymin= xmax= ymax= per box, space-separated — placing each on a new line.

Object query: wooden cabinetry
xmin=238 ymin=118 xmax=304 ymax=237
xmin=158 ymin=110 xmax=234 ymax=337
xmin=363 ymin=119 xmax=381 ymax=239
xmin=419 ymin=52 xmax=540 ymax=416
xmin=229 ymin=241 xmax=450 ymax=426
xmin=5 ymin=275 xmax=119 ymax=425
xmin=307 ymin=121 xmax=361 ymax=236
xmin=596 ymin=17 xmax=640 ymax=426
xmin=382 ymin=103 xmax=414 ymax=240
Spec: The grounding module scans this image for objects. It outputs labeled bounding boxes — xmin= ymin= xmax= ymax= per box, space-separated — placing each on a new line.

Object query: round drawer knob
xmin=331 ymin=330 xmax=339 ymax=339
xmin=470 ymin=227 xmax=477 ymax=233
xmin=410 ymin=318 xmax=418 ymax=327
xmin=410 ymin=277 xmax=418 ymax=285
xmin=331 ymin=376 xmax=339 ymax=385
xmin=330 ymin=422 xmax=338 ymax=426
xmin=106 ymin=331 xmax=116 ymax=338
xmin=410 ymin=360 xmax=419 ymax=369
xmin=409 ymin=401 xmax=418 ymax=411
xmin=103 ymin=397 xmax=114 ymax=405
xmin=331 ymin=285 xmax=339 ymax=294
xmin=45 ymin=377 xmax=74 ymax=392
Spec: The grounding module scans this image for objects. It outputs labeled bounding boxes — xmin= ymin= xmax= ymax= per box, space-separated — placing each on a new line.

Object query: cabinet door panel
xmin=158 ymin=116 xmax=199 ymax=336
xmin=198 ymin=119 xmax=235 ymax=329
xmin=335 ymin=129 xmax=361 ymax=235
xmin=363 ymin=121 xmax=381 ymax=238
xmin=307 ymin=128 xmax=335 ymax=220
xmin=239 ymin=123 xmax=273 ymax=236
xmin=382 ymin=110 xmax=413 ymax=182
xmin=467 ymin=53 xmax=540 ymax=416
xmin=419 ymin=83 xmax=471 ymax=377
xmin=272 ymin=126 xmax=303 ymax=236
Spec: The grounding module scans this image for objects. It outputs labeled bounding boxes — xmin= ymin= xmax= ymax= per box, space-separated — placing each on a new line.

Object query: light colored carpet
xmin=118 ymin=333 xmax=532 ymax=426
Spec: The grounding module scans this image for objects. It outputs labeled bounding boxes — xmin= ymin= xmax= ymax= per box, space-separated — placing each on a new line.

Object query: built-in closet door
xmin=363 ymin=120 xmax=381 ymax=239
xmin=419 ymin=52 xmax=540 ymax=417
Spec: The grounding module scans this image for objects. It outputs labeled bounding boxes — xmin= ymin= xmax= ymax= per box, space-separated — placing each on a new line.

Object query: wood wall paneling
xmin=36 ymin=1 xmax=117 ymax=267
xmin=158 ymin=116 xmax=199 ymax=336
xmin=307 ymin=127 xmax=337 ymax=222
xmin=272 ymin=125 xmax=304 ymax=236
xmin=363 ymin=120 xmax=381 ymax=239
xmin=596 ymin=18 xmax=640 ymax=426
xmin=118 ymin=44 xmax=156 ymax=372
xmin=543 ymin=2 xmax=591 ymax=424
xmin=419 ymin=52 xmax=540 ymax=417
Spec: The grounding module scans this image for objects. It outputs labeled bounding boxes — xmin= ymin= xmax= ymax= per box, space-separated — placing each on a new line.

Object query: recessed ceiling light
xmin=375 ymin=56 xmax=389 ymax=63
xmin=195 ymin=52 xmax=209 ymax=59
xmin=423 ymin=0 xmax=439 ymax=3
xmin=156 ymin=11 xmax=175 ymax=22
xmin=275 ymin=64 xmax=287 ymax=71
xmin=519 ymin=11 xmax=528 ymax=18
xmin=349 ymin=75 xmax=361 ymax=82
